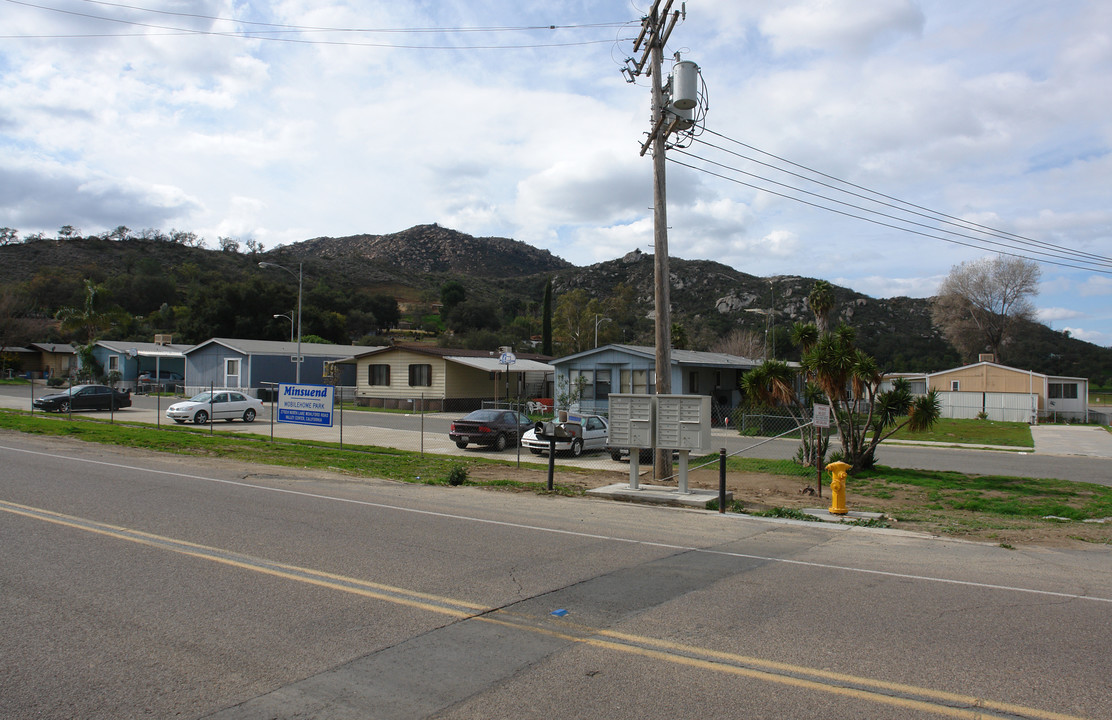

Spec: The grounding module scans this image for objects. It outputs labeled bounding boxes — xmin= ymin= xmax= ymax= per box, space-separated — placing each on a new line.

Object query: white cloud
xmin=1 ymin=0 xmax=1110 ymax=343
xmin=838 ymin=274 xmax=946 ymax=299
xmin=1039 ymin=306 xmax=1087 ymax=323
xmin=760 ymin=0 xmax=925 ymax=56
xmin=1063 ymin=326 xmax=1112 ymax=346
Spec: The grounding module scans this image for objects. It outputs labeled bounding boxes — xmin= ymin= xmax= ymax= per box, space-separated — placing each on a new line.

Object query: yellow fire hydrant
xmin=825 ymin=461 xmax=852 ymax=515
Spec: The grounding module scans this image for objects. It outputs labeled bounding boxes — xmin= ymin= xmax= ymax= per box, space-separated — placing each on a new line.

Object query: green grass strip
xmin=0 ymin=410 xmax=589 ymax=495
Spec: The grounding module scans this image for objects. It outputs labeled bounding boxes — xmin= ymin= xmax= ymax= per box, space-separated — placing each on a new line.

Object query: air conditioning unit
xmin=154 ymin=334 xmax=173 ymax=346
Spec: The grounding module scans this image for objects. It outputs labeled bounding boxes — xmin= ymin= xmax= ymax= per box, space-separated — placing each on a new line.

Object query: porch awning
xmin=445 ymin=356 xmax=553 ymax=373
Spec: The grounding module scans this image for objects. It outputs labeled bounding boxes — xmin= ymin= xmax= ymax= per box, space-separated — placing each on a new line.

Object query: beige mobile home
xmin=926 ymin=361 xmax=1088 ymax=422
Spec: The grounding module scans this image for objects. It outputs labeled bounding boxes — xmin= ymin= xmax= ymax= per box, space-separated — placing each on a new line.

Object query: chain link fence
xmin=17 ymin=383 xmax=828 ymax=490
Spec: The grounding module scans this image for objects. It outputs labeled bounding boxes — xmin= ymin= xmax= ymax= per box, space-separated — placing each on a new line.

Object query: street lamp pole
xmin=273 ymin=313 xmax=294 ymax=343
xmin=260 ymin=262 xmax=303 ymax=383
xmin=594 ymin=314 xmax=611 ymax=348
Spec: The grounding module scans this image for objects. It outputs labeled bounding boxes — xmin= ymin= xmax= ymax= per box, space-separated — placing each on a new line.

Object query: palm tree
xmin=807 ymin=280 xmax=836 ymax=335
xmin=801 ymin=326 xmax=940 ymax=471
xmin=55 ymin=280 xmax=113 ymax=343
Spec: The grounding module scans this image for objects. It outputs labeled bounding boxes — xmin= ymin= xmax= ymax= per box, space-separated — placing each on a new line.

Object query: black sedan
xmin=33 ymin=384 xmax=132 ymax=413
xmin=449 ymin=409 xmax=533 ymax=451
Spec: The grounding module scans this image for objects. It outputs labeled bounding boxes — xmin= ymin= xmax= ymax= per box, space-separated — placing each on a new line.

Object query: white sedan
xmin=521 ymin=414 xmax=609 ymax=457
xmin=166 ymin=390 xmax=264 ymax=424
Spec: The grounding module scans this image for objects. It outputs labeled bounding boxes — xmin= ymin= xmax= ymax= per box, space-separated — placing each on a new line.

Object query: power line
xmin=699 ymin=126 xmax=1112 ymax=267
xmin=669 ymin=125 xmax=1112 ymax=274
xmin=693 ymin=133 xmax=1112 ymax=268
xmin=3 ymin=0 xmax=635 ymax=48
xmin=674 ymin=145 xmax=1112 ymax=270
xmin=75 ymin=0 xmax=631 ymax=34
xmin=666 ymin=153 xmax=1112 ymax=275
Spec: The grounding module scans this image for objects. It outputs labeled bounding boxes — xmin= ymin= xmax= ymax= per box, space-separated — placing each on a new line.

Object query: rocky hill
xmin=287 ymin=224 xmax=572 ymax=281
xmin=0 ymin=224 xmax=1108 ymax=381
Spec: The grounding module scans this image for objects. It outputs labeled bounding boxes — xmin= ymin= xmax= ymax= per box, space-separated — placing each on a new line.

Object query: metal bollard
xmin=718 ymin=448 xmax=726 ymax=513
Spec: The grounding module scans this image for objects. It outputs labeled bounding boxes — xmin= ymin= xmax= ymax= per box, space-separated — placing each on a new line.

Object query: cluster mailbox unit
xmin=608 ymin=394 xmax=712 ymax=491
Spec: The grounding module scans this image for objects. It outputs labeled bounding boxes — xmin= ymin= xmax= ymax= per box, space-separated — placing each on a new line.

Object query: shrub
xmin=447 ymin=464 xmax=468 ymax=486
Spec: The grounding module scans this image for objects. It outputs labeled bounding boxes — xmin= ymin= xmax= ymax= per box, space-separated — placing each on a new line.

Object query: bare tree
xmin=711 ymin=328 xmax=766 ymax=359
xmin=931 ymin=255 xmax=1040 ymax=363
xmin=552 ymin=288 xmax=599 ymax=354
xmin=0 ymin=290 xmax=49 ymax=348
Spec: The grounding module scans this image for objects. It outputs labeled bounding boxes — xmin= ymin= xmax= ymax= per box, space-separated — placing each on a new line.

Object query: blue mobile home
xmin=91 ymin=340 xmax=189 ymax=388
xmin=183 ymin=338 xmax=382 ymax=396
xmin=549 ymin=344 xmax=762 ymax=419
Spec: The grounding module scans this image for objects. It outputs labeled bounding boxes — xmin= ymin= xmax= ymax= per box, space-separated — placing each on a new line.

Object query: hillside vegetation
xmin=0 ymin=224 xmax=1108 ymax=383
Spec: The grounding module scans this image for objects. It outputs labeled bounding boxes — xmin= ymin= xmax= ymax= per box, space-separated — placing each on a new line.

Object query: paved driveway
xmin=1032 ymin=424 xmax=1112 ymax=458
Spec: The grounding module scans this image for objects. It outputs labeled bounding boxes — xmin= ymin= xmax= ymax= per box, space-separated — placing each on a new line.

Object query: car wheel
xmin=455 ymin=441 xmax=468 ymax=449
xmin=494 ymin=433 xmax=507 ymax=451
xmin=193 ymin=410 xmax=209 ymax=424
xmin=610 ymin=450 xmax=622 ymax=461
xmin=243 ymin=408 xmax=256 ymax=423
xmin=570 ymin=439 xmax=583 ymax=457
xmin=58 ymin=400 xmax=71 ymax=413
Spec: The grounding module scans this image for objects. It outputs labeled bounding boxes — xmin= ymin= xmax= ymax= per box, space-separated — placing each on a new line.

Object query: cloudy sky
xmin=3 ymin=1 xmax=1111 ymax=345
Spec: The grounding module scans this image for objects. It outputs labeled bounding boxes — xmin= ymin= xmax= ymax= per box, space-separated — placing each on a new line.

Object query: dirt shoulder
xmin=467 ymin=463 xmax=1112 ymax=550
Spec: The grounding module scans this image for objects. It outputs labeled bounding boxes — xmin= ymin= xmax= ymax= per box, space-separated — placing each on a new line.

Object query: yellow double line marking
xmin=0 ymin=499 xmax=1092 ymax=720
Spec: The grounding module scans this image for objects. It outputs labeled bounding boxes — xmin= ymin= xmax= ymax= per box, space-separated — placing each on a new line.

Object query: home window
xmin=689 ymin=371 xmax=700 ymax=393
xmin=633 ymin=369 xmax=648 ymax=394
xmin=1048 ymin=383 xmax=1078 ymax=400
xmin=596 ymin=369 xmax=611 ymax=400
xmin=369 ymin=364 xmax=391 ymax=386
xmin=107 ymin=355 xmax=120 ymax=372
xmin=578 ymin=370 xmax=594 ymax=400
xmin=408 ymin=364 xmax=432 ymax=387
xmin=950 ymin=380 xmax=960 ymax=392
xmin=225 ymin=358 xmax=241 ymax=388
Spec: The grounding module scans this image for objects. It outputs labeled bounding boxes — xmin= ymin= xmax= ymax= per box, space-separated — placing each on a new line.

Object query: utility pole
xmin=624 ymin=0 xmax=687 ymax=480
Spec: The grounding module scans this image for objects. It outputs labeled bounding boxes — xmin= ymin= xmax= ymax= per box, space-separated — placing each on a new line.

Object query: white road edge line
xmin=3 ymin=443 xmax=1109 ymax=604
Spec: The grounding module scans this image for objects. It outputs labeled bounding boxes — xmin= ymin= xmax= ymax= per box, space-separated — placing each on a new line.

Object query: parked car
xmin=166 ymin=390 xmax=263 ymax=424
xmin=138 ymin=370 xmax=183 ymax=386
xmin=521 ymin=414 xmax=609 ymax=457
xmin=33 ymin=384 xmax=132 ymax=413
xmin=608 ymin=446 xmax=656 ymax=463
xmin=449 ymin=409 xmax=533 ymax=451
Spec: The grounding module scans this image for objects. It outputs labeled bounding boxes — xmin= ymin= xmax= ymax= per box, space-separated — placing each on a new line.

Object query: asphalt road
xmin=2 ymin=435 xmax=1110 ymax=719
xmin=3 ymin=385 xmax=1109 ymax=486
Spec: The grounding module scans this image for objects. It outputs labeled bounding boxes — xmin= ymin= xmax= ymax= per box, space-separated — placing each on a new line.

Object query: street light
xmin=594 ymin=314 xmax=612 ymax=348
xmin=273 ymin=313 xmax=294 ymax=343
xmin=259 ymin=261 xmax=302 ymax=383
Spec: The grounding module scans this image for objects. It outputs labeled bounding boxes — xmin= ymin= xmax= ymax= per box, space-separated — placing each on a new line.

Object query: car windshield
xmin=189 ymin=392 xmax=214 ymax=403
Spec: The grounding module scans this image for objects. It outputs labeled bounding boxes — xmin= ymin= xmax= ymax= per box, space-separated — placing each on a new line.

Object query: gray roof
xmin=28 ymin=343 xmax=76 ymax=354
xmin=95 ymin=340 xmax=191 ymax=356
xmin=188 ymin=337 xmax=383 ymax=358
xmin=553 ymin=343 xmax=764 ymax=368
